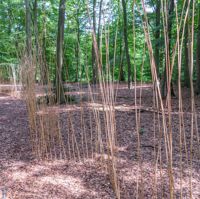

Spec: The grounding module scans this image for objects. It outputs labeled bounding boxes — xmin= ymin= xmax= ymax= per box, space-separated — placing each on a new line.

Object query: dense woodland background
xmin=0 ymin=0 xmax=200 ymax=93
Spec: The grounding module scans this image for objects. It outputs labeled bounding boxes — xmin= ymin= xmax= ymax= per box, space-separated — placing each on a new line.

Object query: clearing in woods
xmin=0 ymin=83 xmax=199 ymax=198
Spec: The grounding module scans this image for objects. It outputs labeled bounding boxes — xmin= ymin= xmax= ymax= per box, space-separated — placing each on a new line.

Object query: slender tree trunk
xmin=168 ymin=0 xmax=174 ymax=52
xmin=184 ymin=19 xmax=190 ymax=87
xmin=56 ymin=0 xmax=66 ymax=104
xmin=92 ymin=0 xmax=97 ymax=84
xmin=97 ymin=0 xmax=103 ymax=50
xmin=122 ymin=0 xmax=131 ymax=89
xmin=7 ymin=0 xmax=12 ymax=35
xmin=33 ymin=0 xmax=40 ymax=82
xmin=168 ymin=0 xmax=175 ymax=97
xmin=162 ymin=0 xmax=175 ymax=97
xmin=41 ymin=0 xmax=48 ymax=85
xmin=75 ymin=6 xmax=80 ymax=82
xmin=155 ymin=0 xmax=160 ymax=77
xmin=196 ymin=3 xmax=200 ymax=94
xmin=25 ymin=0 xmax=32 ymax=57
xmin=119 ymin=38 xmax=125 ymax=82
xmin=33 ymin=0 xmax=39 ymax=60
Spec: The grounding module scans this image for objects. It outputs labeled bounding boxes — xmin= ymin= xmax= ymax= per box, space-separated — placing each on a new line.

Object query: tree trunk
xmin=7 ymin=0 xmax=12 ymax=35
xmin=97 ymin=0 xmax=103 ymax=50
xmin=168 ymin=0 xmax=175 ymax=97
xmin=119 ymin=23 xmax=125 ymax=82
xmin=184 ymin=19 xmax=190 ymax=88
xmin=119 ymin=46 xmax=125 ymax=82
xmin=33 ymin=0 xmax=39 ymax=60
xmin=56 ymin=0 xmax=66 ymax=104
xmin=25 ymin=0 xmax=32 ymax=57
xmin=33 ymin=0 xmax=40 ymax=82
xmin=75 ymin=5 xmax=80 ymax=82
xmin=161 ymin=0 xmax=175 ymax=97
xmin=122 ymin=0 xmax=131 ymax=89
xmin=155 ymin=0 xmax=160 ymax=77
xmin=92 ymin=0 xmax=97 ymax=84
xmin=40 ymin=0 xmax=48 ymax=85
xmin=196 ymin=3 xmax=200 ymax=94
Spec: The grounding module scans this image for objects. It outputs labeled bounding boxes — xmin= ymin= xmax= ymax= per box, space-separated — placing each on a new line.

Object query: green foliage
xmin=0 ymin=0 xmax=199 ymax=85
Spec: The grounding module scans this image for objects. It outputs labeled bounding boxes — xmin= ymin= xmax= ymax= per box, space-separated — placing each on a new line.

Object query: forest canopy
xmin=1 ymin=0 xmax=199 ymax=92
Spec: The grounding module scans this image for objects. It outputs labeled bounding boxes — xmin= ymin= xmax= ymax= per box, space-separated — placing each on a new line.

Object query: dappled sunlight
xmin=1 ymin=87 xmax=200 ymax=198
xmin=36 ymin=105 xmax=81 ymax=115
xmin=64 ymin=91 xmax=98 ymax=96
xmin=85 ymin=101 xmax=143 ymax=112
xmin=86 ymin=102 xmax=104 ymax=111
xmin=115 ymin=105 xmax=143 ymax=112
xmin=0 ymin=95 xmax=13 ymax=100
xmin=0 ymin=160 xmax=109 ymax=198
xmin=39 ymin=175 xmax=96 ymax=197
xmin=10 ymin=170 xmax=29 ymax=181
xmin=115 ymin=84 xmax=153 ymax=90
xmin=86 ymin=102 xmax=114 ymax=111
xmin=0 ymin=84 xmax=22 ymax=89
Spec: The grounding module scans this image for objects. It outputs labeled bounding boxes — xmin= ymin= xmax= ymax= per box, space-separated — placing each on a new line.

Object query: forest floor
xmin=0 ymin=83 xmax=200 ymax=199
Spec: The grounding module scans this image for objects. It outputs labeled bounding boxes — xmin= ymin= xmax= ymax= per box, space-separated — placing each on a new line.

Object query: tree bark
xmin=97 ymin=0 xmax=103 ymax=50
xmin=161 ymin=0 xmax=175 ymax=97
xmin=119 ymin=18 xmax=125 ymax=82
xmin=119 ymin=42 xmax=125 ymax=82
xmin=75 ymin=5 xmax=80 ymax=82
xmin=25 ymin=0 xmax=32 ymax=57
xmin=33 ymin=0 xmax=41 ymax=83
xmin=56 ymin=0 xmax=66 ymax=104
xmin=122 ymin=0 xmax=131 ymax=89
xmin=168 ymin=0 xmax=175 ymax=97
xmin=92 ymin=0 xmax=97 ymax=84
xmin=39 ymin=0 xmax=48 ymax=85
xmin=33 ymin=0 xmax=39 ymax=61
xmin=155 ymin=0 xmax=160 ymax=77
xmin=7 ymin=0 xmax=12 ymax=35
xmin=196 ymin=3 xmax=200 ymax=94
xmin=184 ymin=19 xmax=190 ymax=88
